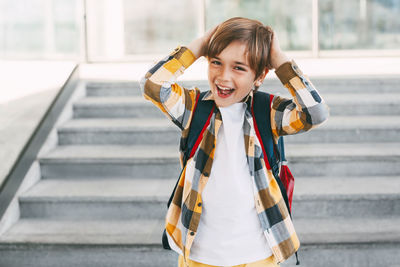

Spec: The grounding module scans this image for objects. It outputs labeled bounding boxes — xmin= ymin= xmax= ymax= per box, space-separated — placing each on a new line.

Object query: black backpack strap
xmin=180 ymin=91 xmax=215 ymax=165
xmin=252 ymin=91 xmax=290 ymax=216
xmin=167 ymin=91 xmax=214 ymax=209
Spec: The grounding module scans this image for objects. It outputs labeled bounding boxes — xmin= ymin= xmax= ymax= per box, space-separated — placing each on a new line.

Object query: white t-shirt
xmin=189 ymin=102 xmax=272 ymax=266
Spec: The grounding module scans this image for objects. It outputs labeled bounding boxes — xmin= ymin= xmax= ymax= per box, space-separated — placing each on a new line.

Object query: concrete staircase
xmin=0 ymin=77 xmax=399 ymax=267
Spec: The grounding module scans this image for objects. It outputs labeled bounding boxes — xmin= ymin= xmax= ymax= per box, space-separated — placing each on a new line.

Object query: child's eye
xmin=234 ymin=66 xmax=246 ymax=71
xmin=211 ymin=60 xmax=221 ymax=66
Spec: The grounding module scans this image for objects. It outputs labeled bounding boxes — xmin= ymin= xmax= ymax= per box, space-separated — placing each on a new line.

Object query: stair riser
xmin=57 ymin=128 xmax=399 ymax=146
xmin=286 ymin=128 xmax=400 ymax=143
xmin=19 ymin=197 xmax=399 ymax=220
xmin=329 ymin=105 xmax=400 ymax=116
xmin=39 ymin=156 xmax=399 ymax=179
xmin=73 ymin=105 xmax=165 ymax=119
xmin=19 ymin=201 xmax=166 ymax=220
xmin=280 ymin=243 xmax=400 ymax=267
xmin=39 ymin=161 xmax=181 ymax=179
xmin=0 ymin=245 xmax=177 ymax=267
xmin=0 ymin=243 xmax=399 ymax=267
xmin=289 ymin=158 xmax=400 ymax=177
xmin=86 ymin=84 xmax=141 ymax=96
xmin=291 ymin=197 xmax=400 ymax=219
xmin=58 ymin=130 xmax=180 ymax=146
xmin=73 ymin=104 xmax=397 ymax=118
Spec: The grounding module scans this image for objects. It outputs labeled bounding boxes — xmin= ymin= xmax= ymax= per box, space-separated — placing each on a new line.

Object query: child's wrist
xmin=271 ymin=52 xmax=290 ymax=70
xmin=187 ymin=37 xmax=205 ymax=59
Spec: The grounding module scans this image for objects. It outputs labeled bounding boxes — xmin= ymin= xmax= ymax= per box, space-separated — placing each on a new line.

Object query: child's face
xmin=207 ymin=41 xmax=263 ymax=107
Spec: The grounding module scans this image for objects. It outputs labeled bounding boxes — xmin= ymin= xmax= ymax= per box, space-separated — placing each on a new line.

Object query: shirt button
xmin=197 ymin=202 xmax=202 ymax=207
xmin=190 ymin=232 xmax=195 ymax=236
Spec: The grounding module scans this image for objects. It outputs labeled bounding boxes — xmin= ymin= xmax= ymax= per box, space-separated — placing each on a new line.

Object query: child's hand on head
xmin=268 ymin=31 xmax=290 ymax=70
xmin=187 ymin=25 xmax=219 ymax=59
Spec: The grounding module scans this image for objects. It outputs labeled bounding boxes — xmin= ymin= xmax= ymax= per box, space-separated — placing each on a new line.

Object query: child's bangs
xmin=205 ymin=34 xmax=238 ymax=60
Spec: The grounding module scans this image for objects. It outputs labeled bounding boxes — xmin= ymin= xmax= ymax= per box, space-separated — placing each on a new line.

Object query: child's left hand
xmin=268 ymin=31 xmax=290 ymax=70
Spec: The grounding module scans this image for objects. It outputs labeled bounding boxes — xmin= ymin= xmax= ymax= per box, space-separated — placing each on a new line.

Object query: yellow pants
xmin=178 ymin=255 xmax=279 ymax=267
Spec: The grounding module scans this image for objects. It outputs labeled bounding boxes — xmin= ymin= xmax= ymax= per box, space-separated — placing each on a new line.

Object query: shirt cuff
xmin=275 ymin=60 xmax=304 ymax=85
xmin=170 ymin=46 xmax=197 ymax=69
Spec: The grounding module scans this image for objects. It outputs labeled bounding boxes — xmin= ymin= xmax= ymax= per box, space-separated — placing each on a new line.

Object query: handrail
xmin=0 ymin=64 xmax=81 ymax=221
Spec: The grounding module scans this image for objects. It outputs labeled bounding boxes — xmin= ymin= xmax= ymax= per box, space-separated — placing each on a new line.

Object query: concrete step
xmin=273 ymin=93 xmax=400 ymax=116
xmin=39 ymin=143 xmax=400 ymax=179
xmin=0 ymin=219 xmax=176 ymax=267
xmin=58 ymin=118 xmax=180 ymax=145
xmin=322 ymin=93 xmax=400 ymax=116
xmin=0 ymin=217 xmax=399 ymax=267
xmin=18 ymin=176 xmax=400 ymax=220
xmin=288 ymin=142 xmax=400 ymax=177
xmin=58 ymin=116 xmax=400 ymax=146
xmin=73 ymin=96 xmax=164 ymax=119
xmin=287 ymin=115 xmax=400 ymax=143
xmin=73 ymin=93 xmax=400 ymax=119
xmin=19 ymin=178 xmax=174 ymax=220
xmin=284 ymin=217 xmax=400 ymax=267
xmin=39 ymin=145 xmax=180 ymax=179
xmin=291 ymin=176 xmax=400 ymax=219
xmin=0 ymin=218 xmax=165 ymax=244
xmin=85 ymin=81 xmax=141 ymax=96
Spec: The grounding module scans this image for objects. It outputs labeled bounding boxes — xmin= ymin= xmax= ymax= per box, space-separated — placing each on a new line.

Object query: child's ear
xmin=255 ymin=68 xmax=269 ymax=87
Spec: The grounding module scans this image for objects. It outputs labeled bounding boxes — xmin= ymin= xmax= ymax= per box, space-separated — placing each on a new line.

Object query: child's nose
xmin=218 ymin=66 xmax=231 ymax=81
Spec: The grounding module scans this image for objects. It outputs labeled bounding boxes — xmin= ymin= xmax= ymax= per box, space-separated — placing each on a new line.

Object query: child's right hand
xmin=187 ymin=25 xmax=219 ymax=59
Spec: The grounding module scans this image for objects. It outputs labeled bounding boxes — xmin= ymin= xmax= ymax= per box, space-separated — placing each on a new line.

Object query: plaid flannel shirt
xmin=140 ymin=46 xmax=329 ymax=264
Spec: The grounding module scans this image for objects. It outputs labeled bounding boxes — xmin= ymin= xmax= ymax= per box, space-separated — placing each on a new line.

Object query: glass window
xmin=319 ymin=0 xmax=400 ymax=49
xmin=0 ymin=0 xmax=46 ymax=54
xmin=123 ymin=0 xmax=200 ymax=55
xmin=0 ymin=0 xmax=81 ymax=59
xmin=205 ymin=0 xmax=313 ymax=51
xmin=53 ymin=0 xmax=81 ymax=54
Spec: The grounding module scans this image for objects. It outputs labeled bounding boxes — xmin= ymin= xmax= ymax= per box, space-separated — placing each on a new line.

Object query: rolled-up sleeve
xmin=271 ymin=60 xmax=330 ymax=138
xmin=140 ymin=46 xmax=199 ymax=130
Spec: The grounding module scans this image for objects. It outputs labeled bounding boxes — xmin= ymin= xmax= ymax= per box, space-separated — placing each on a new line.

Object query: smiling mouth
xmin=216 ymin=85 xmax=235 ymax=98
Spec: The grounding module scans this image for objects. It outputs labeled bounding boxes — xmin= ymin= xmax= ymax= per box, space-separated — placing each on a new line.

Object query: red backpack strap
xmin=189 ymin=105 xmax=215 ymax=158
xmin=269 ymin=94 xmax=274 ymax=107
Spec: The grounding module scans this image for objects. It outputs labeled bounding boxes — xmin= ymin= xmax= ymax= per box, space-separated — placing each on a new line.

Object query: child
xmin=141 ymin=17 xmax=329 ymax=267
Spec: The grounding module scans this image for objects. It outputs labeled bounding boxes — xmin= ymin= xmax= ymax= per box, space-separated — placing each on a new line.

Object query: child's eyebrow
xmin=234 ymin=61 xmax=249 ymax=67
xmin=213 ymin=56 xmax=249 ymax=68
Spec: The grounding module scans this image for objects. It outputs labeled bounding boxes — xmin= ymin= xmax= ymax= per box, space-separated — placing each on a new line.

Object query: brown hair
xmin=203 ymin=17 xmax=274 ymax=89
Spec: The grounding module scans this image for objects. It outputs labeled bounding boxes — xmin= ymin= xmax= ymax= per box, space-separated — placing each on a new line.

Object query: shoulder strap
xmin=168 ymin=91 xmax=214 ymax=209
xmin=180 ymin=90 xmax=215 ymax=165
xmin=252 ymin=91 xmax=279 ymax=174
xmin=252 ymin=91 xmax=291 ymax=215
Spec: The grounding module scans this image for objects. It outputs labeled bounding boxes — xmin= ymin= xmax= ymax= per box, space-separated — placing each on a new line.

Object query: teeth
xmin=217 ymin=85 xmax=232 ymax=90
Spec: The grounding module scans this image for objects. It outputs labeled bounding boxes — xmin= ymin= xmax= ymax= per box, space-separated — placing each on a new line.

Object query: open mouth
xmin=216 ymin=85 xmax=235 ymax=98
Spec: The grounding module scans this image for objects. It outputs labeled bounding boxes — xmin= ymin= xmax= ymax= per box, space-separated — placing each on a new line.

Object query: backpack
xmin=162 ymin=90 xmax=298 ymax=263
